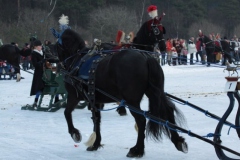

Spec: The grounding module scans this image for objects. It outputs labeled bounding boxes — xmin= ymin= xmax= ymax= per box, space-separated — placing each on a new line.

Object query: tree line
xmin=0 ymin=0 xmax=240 ymax=47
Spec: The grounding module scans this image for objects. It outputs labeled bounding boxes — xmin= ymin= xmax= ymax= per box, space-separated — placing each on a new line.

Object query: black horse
xmin=54 ymin=18 xmax=187 ymax=158
xmin=199 ymin=34 xmax=232 ymax=66
xmin=0 ymin=44 xmax=31 ymax=81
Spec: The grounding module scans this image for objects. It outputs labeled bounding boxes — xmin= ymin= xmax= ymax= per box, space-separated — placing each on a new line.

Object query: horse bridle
xmin=150 ymin=22 xmax=165 ymax=43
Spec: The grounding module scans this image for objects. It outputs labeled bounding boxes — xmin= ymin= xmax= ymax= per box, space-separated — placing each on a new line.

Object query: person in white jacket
xmin=188 ymin=37 xmax=197 ymax=65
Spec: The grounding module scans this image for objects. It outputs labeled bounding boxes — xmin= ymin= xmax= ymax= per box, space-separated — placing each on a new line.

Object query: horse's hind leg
xmin=64 ymin=91 xmax=82 ymax=143
xmin=168 ymin=108 xmax=188 ymax=153
xmin=126 ymin=103 xmax=146 ymax=158
xmin=86 ymin=103 xmax=102 ymax=151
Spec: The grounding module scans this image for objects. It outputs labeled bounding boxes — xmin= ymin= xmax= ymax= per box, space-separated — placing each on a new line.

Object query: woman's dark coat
xmin=30 ymin=50 xmax=44 ymax=96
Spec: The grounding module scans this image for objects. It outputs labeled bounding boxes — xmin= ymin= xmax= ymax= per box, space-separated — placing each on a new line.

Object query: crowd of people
xmin=159 ymin=33 xmax=240 ymax=67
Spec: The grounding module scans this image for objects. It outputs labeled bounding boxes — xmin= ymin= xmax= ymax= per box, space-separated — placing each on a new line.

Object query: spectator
xmin=171 ymin=47 xmax=177 ymax=66
xmin=229 ymin=38 xmax=235 ymax=59
xmin=30 ymin=40 xmax=60 ymax=109
xmin=160 ymin=50 xmax=166 ymax=66
xmin=234 ymin=36 xmax=239 ymax=61
xmin=188 ymin=37 xmax=197 ymax=65
xmin=43 ymin=40 xmax=52 ymax=54
xmin=201 ymin=43 xmax=207 ymax=65
xmin=166 ymin=38 xmax=173 ymax=66
xmin=181 ymin=39 xmax=188 ymax=65
xmin=195 ymin=37 xmax=202 ymax=63
xmin=21 ymin=43 xmax=30 ymax=71
xmin=30 ymin=40 xmax=45 ymax=109
xmin=175 ymin=39 xmax=183 ymax=65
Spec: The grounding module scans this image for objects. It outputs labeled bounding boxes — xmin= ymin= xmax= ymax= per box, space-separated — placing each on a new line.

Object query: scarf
xmin=33 ymin=49 xmax=43 ymax=56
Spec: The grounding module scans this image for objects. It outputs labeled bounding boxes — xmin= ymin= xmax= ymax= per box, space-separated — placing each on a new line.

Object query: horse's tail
xmin=145 ymin=57 xmax=185 ymax=141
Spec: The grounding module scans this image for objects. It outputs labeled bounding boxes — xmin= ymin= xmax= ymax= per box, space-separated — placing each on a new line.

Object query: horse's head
xmin=134 ymin=18 xmax=166 ymax=52
xmin=56 ymin=29 xmax=86 ymax=62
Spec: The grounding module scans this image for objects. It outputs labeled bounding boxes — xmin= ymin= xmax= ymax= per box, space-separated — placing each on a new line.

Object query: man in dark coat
xmin=30 ymin=40 xmax=45 ymax=107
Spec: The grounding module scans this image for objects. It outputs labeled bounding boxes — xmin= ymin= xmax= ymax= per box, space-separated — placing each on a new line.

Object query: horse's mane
xmin=61 ymin=29 xmax=86 ymax=53
xmin=134 ymin=21 xmax=148 ymax=45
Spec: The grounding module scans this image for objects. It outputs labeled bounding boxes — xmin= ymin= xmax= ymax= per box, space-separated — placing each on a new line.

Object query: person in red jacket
xmin=166 ymin=38 xmax=173 ymax=66
xmin=195 ymin=37 xmax=202 ymax=63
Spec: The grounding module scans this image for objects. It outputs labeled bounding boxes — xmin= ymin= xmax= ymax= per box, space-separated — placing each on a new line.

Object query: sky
xmin=0 ymin=61 xmax=240 ymax=160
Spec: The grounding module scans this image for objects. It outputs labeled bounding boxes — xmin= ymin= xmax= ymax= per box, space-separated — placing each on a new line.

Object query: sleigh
xmin=21 ymin=68 xmax=88 ymax=112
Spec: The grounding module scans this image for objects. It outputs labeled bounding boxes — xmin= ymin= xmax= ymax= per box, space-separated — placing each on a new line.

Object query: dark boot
xmin=32 ymin=102 xmax=37 ymax=108
xmin=31 ymin=98 xmax=38 ymax=109
xmin=54 ymin=96 xmax=59 ymax=104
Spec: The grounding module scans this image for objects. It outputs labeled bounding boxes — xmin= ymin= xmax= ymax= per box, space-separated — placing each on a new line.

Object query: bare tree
xmin=18 ymin=8 xmax=58 ymax=43
xmin=169 ymin=9 xmax=184 ymax=38
xmin=188 ymin=19 xmax=224 ymax=38
xmin=136 ymin=0 xmax=148 ymax=28
xmin=88 ymin=6 xmax=138 ymax=42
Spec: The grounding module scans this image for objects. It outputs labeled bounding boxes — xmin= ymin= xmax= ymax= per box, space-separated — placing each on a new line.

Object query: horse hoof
xmin=72 ymin=132 xmax=82 ymax=143
xmin=177 ymin=141 xmax=188 ymax=153
xmin=86 ymin=146 xmax=98 ymax=151
xmin=126 ymin=147 xmax=144 ymax=158
xmin=126 ymin=151 xmax=143 ymax=158
xmin=116 ymin=107 xmax=127 ymax=116
xmin=119 ymin=112 xmax=127 ymax=116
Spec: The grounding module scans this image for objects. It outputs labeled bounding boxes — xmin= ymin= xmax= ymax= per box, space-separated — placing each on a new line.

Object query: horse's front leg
xmin=86 ymin=103 xmax=103 ymax=151
xmin=64 ymin=92 xmax=81 ymax=143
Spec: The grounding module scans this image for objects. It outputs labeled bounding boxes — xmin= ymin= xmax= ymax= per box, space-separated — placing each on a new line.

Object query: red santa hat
xmin=147 ymin=5 xmax=158 ymax=19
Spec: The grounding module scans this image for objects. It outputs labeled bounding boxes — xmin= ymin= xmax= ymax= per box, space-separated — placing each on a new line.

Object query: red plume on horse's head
xmin=147 ymin=5 xmax=158 ymax=19
xmin=116 ymin=30 xmax=125 ymax=45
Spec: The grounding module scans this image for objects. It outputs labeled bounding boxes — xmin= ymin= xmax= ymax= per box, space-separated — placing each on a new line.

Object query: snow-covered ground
xmin=0 ymin=63 xmax=240 ymax=160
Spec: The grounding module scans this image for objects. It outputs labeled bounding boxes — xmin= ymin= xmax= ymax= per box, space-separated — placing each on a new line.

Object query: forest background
xmin=1 ymin=0 xmax=240 ymax=47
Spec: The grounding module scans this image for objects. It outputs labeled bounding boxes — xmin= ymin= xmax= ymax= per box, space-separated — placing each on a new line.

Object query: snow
xmin=0 ymin=63 xmax=240 ymax=160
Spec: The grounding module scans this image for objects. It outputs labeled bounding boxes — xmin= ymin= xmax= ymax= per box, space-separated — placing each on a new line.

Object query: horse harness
xmin=61 ymin=42 xmax=110 ymax=110
xmin=149 ymin=19 xmax=165 ymax=43
xmin=60 ymin=39 xmax=161 ymax=111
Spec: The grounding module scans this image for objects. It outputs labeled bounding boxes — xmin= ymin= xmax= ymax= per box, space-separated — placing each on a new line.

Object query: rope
xmin=87 ymin=97 xmax=213 ymax=138
xmin=227 ymin=125 xmax=240 ymax=135
xmin=168 ymin=94 xmax=240 ymax=138
xmin=203 ymin=133 xmax=220 ymax=138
